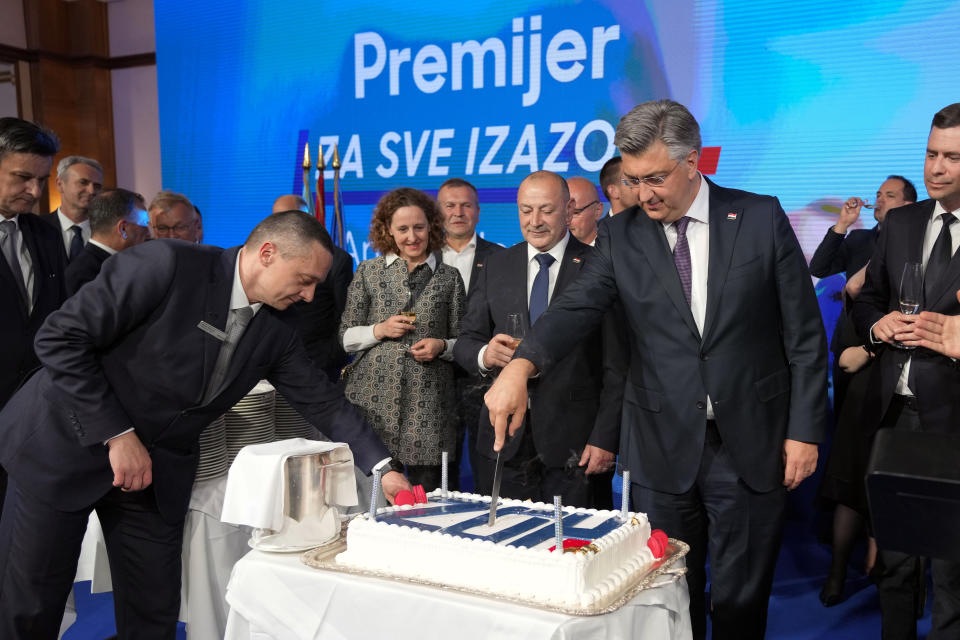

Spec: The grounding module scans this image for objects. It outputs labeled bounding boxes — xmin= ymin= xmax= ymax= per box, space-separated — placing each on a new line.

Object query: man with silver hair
xmin=40 ymin=155 xmax=103 ymax=261
xmin=149 ymin=189 xmax=203 ymax=243
xmin=484 ymin=99 xmax=827 ymax=639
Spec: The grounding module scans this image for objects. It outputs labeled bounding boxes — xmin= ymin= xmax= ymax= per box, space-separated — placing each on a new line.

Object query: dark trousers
xmin=454 ymin=374 xmax=491 ymax=492
xmin=875 ymin=395 xmax=960 ymax=640
xmin=0 ymin=480 xmax=185 ymax=639
xmin=405 ymin=464 xmax=442 ymax=492
xmin=632 ymin=421 xmax=786 ymax=640
xmin=473 ymin=421 xmax=598 ymax=509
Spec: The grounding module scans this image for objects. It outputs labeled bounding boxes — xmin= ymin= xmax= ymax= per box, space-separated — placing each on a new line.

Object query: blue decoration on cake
xmin=376 ymin=495 xmax=623 ymax=548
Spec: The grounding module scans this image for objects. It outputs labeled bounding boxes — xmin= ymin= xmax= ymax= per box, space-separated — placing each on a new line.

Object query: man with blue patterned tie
xmin=453 ymin=171 xmax=624 ymax=509
xmin=40 ymin=155 xmax=103 ymax=261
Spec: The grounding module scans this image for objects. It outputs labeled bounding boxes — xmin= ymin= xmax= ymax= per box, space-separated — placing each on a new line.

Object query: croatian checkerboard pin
xmin=727 ymin=212 xmax=738 ymax=220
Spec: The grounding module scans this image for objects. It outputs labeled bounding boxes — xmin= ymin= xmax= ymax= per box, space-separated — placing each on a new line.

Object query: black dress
xmin=818 ymin=308 xmax=874 ymax=517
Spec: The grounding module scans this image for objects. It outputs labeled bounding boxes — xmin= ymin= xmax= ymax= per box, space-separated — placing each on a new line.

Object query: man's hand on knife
xmin=484 ymin=358 xmax=537 ymax=451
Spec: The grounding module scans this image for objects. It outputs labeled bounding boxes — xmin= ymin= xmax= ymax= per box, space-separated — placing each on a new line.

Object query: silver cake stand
xmin=300 ymin=525 xmax=689 ymax=617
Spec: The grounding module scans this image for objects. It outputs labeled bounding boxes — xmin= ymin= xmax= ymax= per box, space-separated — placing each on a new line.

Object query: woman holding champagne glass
xmin=339 ymin=188 xmax=465 ymax=489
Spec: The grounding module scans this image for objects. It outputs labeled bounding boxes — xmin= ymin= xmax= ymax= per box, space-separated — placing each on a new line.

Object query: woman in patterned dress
xmin=339 ymin=188 xmax=465 ymax=490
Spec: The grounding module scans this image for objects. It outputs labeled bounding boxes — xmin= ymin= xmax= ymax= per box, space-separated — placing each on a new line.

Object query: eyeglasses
xmin=153 ymin=223 xmax=193 ymax=235
xmin=620 ymin=161 xmax=681 ymax=189
xmin=572 ymin=200 xmax=600 ymax=215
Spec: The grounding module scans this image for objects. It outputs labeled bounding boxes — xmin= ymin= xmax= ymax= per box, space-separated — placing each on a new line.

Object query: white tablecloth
xmin=224 ymin=549 xmax=692 ymax=640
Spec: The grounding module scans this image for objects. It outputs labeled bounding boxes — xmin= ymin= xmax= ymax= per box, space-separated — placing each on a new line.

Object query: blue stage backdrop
xmin=155 ymin=0 xmax=958 ymax=267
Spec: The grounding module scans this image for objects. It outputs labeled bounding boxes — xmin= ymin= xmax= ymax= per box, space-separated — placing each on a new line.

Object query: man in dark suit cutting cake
xmin=0 ymin=210 xmax=410 ymax=638
xmin=484 ymin=100 xmax=828 ymax=639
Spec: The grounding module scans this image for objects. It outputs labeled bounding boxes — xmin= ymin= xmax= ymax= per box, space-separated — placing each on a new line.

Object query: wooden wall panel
xmin=21 ymin=0 xmax=114 ymax=213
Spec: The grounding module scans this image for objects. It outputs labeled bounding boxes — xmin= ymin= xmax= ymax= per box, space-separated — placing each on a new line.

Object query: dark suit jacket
xmin=453 ymin=235 xmax=624 ymax=467
xmin=0 ymin=213 xmax=68 ymax=406
xmin=809 ymin=226 xmax=878 ymax=280
xmin=451 ymin=236 xmax=504 ymax=378
xmin=852 ymin=200 xmax=960 ymax=435
xmin=279 ymin=245 xmax=353 ymax=379
xmin=65 ymin=242 xmax=111 ymax=296
xmin=516 ymin=178 xmax=828 ymax=494
xmin=0 ymin=240 xmax=389 ymax=522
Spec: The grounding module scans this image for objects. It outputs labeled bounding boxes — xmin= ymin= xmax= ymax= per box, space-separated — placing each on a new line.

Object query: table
xmin=224 ymin=549 xmax=692 ymax=640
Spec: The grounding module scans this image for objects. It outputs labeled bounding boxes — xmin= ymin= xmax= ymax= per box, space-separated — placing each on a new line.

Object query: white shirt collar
xmin=56 ymin=208 xmax=90 ymax=232
xmin=231 ymin=249 xmax=263 ymax=314
xmin=527 ymin=230 xmax=570 ymax=264
xmin=384 ymin=252 xmax=439 ymax=271
xmin=442 ymin=233 xmax=478 ymax=255
xmin=88 ymin=239 xmax=117 ymax=255
xmin=933 ymin=200 xmax=958 ymax=219
xmin=661 ymin=173 xmax=710 ymax=230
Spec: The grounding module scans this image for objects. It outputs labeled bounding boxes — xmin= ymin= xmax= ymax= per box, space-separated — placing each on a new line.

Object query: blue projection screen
xmin=155 ymin=0 xmax=958 ymax=266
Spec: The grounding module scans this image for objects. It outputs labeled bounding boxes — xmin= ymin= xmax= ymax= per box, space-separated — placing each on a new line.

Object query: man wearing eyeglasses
xmin=484 ymin=100 xmax=827 ymax=640
xmin=149 ymin=190 xmax=203 ymax=243
xmin=567 ymin=177 xmax=604 ymax=246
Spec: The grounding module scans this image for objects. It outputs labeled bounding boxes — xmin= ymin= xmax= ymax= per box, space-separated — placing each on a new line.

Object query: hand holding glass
xmin=897 ymin=262 xmax=922 ymax=349
xmin=506 ymin=313 xmax=526 ymax=350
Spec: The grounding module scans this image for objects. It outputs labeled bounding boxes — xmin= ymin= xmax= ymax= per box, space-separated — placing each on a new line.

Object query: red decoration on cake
xmin=412 ymin=484 xmax=428 ymax=504
xmin=647 ymin=529 xmax=669 ymax=558
xmin=394 ymin=490 xmax=416 ymax=506
xmin=548 ymin=538 xmax=592 ymax=552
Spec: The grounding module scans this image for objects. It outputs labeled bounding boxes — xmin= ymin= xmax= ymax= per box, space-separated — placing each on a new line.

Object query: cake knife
xmin=487 ymin=447 xmax=505 ymax=526
xmin=488 ymin=422 xmax=521 ymax=527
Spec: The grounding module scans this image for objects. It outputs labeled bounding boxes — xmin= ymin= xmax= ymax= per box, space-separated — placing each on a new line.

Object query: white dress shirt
xmin=661 ymin=175 xmax=715 ymax=419
xmin=441 ymin=233 xmax=477 ymax=292
xmin=477 ymin=232 xmax=571 ymax=372
xmin=341 ymin=253 xmax=455 ymax=360
xmin=890 ymin=202 xmax=960 ymax=395
xmin=88 ymin=239 xmax=117 ymax=256
xmin=54 ymin=209 xmax=90 ymax=256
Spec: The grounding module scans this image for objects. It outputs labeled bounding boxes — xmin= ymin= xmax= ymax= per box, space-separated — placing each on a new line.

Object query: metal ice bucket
xmin=282 ymin=444 xmax=354 ymax=523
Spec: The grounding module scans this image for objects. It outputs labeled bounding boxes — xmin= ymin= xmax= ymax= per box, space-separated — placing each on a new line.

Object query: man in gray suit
xmin=485 ymin=100 xmax=827 ymax=639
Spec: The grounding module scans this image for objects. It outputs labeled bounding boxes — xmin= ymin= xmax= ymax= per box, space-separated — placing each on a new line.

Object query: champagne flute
xmin=506 ymin=313 xmax=526 ymax=349
xmin=897 ymin=262 xmax=922 ymax=349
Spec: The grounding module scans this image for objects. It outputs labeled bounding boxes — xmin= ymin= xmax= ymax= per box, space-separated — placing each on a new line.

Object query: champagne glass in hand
xmin=897 ymin=262 xmax=922 ymax=349
xmin=506 ymin=313 xmax=527 ymax=350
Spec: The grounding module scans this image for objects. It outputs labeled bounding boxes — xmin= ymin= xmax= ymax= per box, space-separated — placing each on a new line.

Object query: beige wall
xmin=0 ymin=0 xmax=26 ymax=49
xmin=111 ymin=65 xmax=161 ymax=202
xmin=109 ymin=0 xmax=155 ymax=56
xmin=109 ymin=0 xmax=162 ymax=202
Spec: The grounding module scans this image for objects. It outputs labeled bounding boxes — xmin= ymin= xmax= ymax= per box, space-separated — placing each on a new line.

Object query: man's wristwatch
xmin=380 ymin=458 xmax=405 ymax=476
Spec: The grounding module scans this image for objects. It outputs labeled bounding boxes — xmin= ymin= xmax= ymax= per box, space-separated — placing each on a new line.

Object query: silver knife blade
xmin=487 ymin=448 xmax=505 ymax=526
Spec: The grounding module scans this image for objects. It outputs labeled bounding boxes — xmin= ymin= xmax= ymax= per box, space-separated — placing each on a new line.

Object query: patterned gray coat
xmin=339 ymin=255 xmax=465 ymax=465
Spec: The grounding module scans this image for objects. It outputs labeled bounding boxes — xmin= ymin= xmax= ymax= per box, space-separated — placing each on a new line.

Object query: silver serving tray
xmin=300 ymin=526 xmax=688 ymax=616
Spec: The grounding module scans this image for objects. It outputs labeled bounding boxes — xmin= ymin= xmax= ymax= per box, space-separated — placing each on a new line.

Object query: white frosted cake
xmin=335 ymin=490 xmax=665 ymax=609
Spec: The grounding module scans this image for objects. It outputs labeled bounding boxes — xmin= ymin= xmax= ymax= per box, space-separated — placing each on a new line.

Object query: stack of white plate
xmin=274 ymin=394 xmax=317 ymax=440
xmin=225 ymin=380 xmax=276 ymax=464
xmin=195 ymin=415 xmax=228 ymax=481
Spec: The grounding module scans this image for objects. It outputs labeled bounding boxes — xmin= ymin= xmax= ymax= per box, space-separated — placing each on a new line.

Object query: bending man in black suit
xmin=0 ymin=117 xmax=67 ymax=514
xmin=853 ymin=102 xmax=960 ymax=640
xmin=64 ymin=188 xmax=150 ymax=295
xmin=0 ymin=211 xmax=410 ymax=638
xmin=485 ymin=101 xmax=827 ymax=640
xmin=454 ymin=171 xmax=623 ymax=508
xmin=437 ymin=177 xmax=504 ymax=490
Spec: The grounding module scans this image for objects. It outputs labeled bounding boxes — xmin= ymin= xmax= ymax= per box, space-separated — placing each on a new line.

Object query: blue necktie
xmin=529 ymin=253 xmax=555 ymax=325
xmin=69 ymin=225 xmax=84 ymax=261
